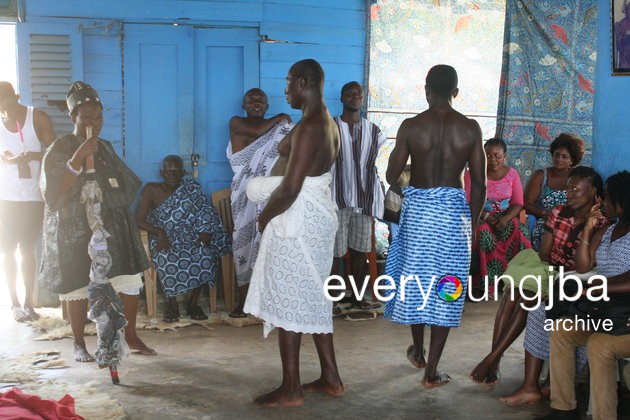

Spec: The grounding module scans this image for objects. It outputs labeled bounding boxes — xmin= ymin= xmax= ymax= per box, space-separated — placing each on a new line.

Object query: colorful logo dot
xmin=436 ymin=275 xmax=463 ymax=302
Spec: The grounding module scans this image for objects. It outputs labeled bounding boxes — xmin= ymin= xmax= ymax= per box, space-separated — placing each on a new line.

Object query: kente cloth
xmin=39 ymin=134 xmax=149 ymax=294
xmin=243 ymin=174 xmax=338 ymax=337
xmin=227 ymin=122 xmax=292 ymax=287
xmin=146 ymin=178 xmax=230 ymax=298
xmin=496 ymin=0 xmax=597 ymax=182
xmin=330 ymin=117 xmax=387 ymax=218
xmin=384 ymin=187 xmax=471 ymax=327
xmin=531 ymin=168 xmax=567 ymax=250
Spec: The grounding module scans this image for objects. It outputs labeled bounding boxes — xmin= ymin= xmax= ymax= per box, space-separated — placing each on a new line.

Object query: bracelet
xmin=66 ymin=159 xmax=83 ymax=176
xmin=581 ymin=238 xmax=591 ymax=246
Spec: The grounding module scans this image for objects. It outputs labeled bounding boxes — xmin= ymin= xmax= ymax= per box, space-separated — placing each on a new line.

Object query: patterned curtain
xmin=496 ymin=0 xmax=598 ymax=181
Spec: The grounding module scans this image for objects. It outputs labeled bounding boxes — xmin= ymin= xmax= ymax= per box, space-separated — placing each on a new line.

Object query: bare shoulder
xmin=229 ymin=115 xmax=245 ymax=128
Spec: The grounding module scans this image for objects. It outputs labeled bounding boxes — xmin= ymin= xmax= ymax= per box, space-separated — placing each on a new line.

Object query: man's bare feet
xmin=499 ymin=386 xmax=543 ymax=406
xmin=23 ymin=306 xmax=40 ymax=321
xmin=302 ymin=378 xmax=345 ymax=397
xmin=126 ymin=336 xmax=157 ymax=355
xmin=422 ymin=373 xmax=451 ymax=389
xmin=406 ymin=345 xmax=427 ymax=369
xmin=12 ymin=307 xmax=29 ymax=322
xmin=254 ymin=386 xmax=304 ymax=408
xmin=73 ymin=344 xmax=95 ymax=362
xmin=470 ymin=358 xmax=499 ymax=384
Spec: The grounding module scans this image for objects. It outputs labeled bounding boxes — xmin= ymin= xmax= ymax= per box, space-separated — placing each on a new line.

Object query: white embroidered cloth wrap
xmin=244 ymin=173 xmax=338 ymax=337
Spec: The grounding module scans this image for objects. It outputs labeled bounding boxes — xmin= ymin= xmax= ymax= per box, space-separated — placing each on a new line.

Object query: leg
xmin=349 ymin=247 xmax=367 ymax=306
xmin=587 ymin=333 xmax=630 ymax=420
xmin=471 ymin=293 xmax=528 ymax=384
xmin=407 ymin=324 xmax=427 ymax=368
xmin=187 ymin=285 xmax=208 ymax=320
xmin=163 ymin=296 xmax=180 ymax=322
xmin=329 ymin=258 xmax=345 ymax=314
xmin=499 ymin=350 xmax=545 ymax=405
xmin=68 ymin=299 xmax=94 ymax=362
xmin=303 ymin=333 xmax=344 ymax=396
xmin=19 ymin=243 xmax=39 ymax=320
xmin=422 ymin=326 xmax=451 ymax=388
xmin=229 ymin=284 xmax=248 ymax=318
xmin=119 ymin=293 xmax=156 ymax=355
xmin=1 ymin=250 xmax=21 ymax=309
xmin=254 ymin=328 xmax=304 ymax=407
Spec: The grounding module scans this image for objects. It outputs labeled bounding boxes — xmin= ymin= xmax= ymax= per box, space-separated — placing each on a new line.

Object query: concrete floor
xmin=0 ymin=297 xmax=563 ymax=420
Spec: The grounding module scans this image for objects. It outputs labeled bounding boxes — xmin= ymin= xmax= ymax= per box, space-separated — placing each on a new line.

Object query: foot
xmin=406 ymin=345 xmax=426 ymax=369
xmin=229 ymin=305 xmax=247 ymax=319
xmin=421 ymin=372 xmax=451 ymax=389
xmin=332 ymin=304 xmax=343 ymax=315
xmin=126 ymin=336 xmax=157 ymax=355
xmin=73 ymin=344 xmax=95 ymax=362
xmin=23 ymin=306 xmax=40 ymax=321
xmin=499 ymin=386 xmax=543 ymax=406
xmin=187 ymin=305 xmax=208 ymax=321
xmin=533 ymin=408 xmax=579 ymax=420
xmin=253 ymin=386 xmax=304 ymax=408
xmin=470 ymin=357 xmax=499 ymax=384
xmin=302 ymin=378 xmax=345 ymax=397
xmin=12 ymin=307 xmax=29 ymax=322
xmin=162 ymin=309 xmax=179 ymax=323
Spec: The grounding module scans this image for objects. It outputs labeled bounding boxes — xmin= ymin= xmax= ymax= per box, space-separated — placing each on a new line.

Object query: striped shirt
xmin=330 ymin=117 xmax=387 ymax=218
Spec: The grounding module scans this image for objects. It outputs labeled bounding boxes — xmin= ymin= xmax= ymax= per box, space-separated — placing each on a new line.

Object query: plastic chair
xmin=210 ymin=188 xmax=236 ymax=313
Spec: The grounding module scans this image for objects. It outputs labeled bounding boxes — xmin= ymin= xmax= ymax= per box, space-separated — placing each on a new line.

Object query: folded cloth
xmin=244 ymin=174 xmax=338 ymax=337
xmin=0 ymin=387 xmax=84 ymax=420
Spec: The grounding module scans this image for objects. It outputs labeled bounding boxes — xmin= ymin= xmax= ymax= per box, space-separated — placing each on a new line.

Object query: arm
xmin=467 ymin=122 xmax=486 ymax=234
xmin=574 ymin=201 xmax=606 ymax=273
xmin=538 ymin=230 xmax=553 ymax=264
xmin=523 ymin=169 xmax=546 ymax=218
xmin=493 ymin=169 xmax=524 ymax=230
xmin=58 ymin=137 xmax=99 ymax=193
xmin=229 ymin=114 xmax=290 ymax=141
xmin=135 ymin=184 xmax=170 ymax=251
xmin=257 ymin=121 xmax=318 ymax=231
xmin=33 ymin=109 xmax=56 ymax=148
xmin=604 ymin=269 xmax=630 ymax=294
xmin=385 ymin=120 xmax=410 ymax=186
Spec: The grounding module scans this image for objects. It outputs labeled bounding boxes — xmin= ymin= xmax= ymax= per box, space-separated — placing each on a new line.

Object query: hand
xmin=258 ymin=214 xmax=269 ymax=232
xmin=495 ymin=216 xmax=509 ymax=232
xmin=156 ymin=230 xmax=170 ymax=251
xmin=582 ymin=277 xmax=605 ymax=297
xmin=584 ymin=198 xmax=605 ymax=233
xmin=1 ymin=151 xmax=28 ymax=165
xmin=71 ymin=136 xmax=99 ymax=164
xmin=274 ymin=113 xmax=292 ymax=124
xmin=198 ymin=232 xmax=212 ymax=247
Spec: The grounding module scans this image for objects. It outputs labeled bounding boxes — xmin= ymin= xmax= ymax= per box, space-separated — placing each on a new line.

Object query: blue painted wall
xmin=592 ymin=0 xmax=630 ymax=179
xmin=19 ymin=0 xmax=367 ymax=184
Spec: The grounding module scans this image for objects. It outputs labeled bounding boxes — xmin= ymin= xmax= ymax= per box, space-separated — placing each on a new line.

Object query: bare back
xmin=397 ymin=108 xmax=482 ymax=189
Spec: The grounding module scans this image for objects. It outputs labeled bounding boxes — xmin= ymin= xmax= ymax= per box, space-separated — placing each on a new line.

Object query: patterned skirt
xmin=384 ymin=187 xmax=471 ymax=327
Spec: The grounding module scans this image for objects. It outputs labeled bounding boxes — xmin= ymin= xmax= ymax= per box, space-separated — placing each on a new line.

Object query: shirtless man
xmin=227 ymin=88 xmax=291 ymax=317
xmin=385 ymin=65 xmax=486 ymax=388
xmin=243 ymin=59 xmax=343 ymax=407
xmin=0 ymin=82 xmax=55 ymax=322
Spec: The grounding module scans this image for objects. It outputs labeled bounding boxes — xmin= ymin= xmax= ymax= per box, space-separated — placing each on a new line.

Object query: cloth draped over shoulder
xmin=531 ymin=168 xmax=567 ymax=250
xmin=243 ymin=173 xmax=338 ymax=337
xmin=39 ymin=134 xmax=149 ymax=294
xmin=330 ymin=117 xmax=387 ymax=218
xmin=385 ymin=187 xmax=471 ymax=327
xmin=227 ymin=122 xmax=292 ymax=287
xmin=146 ymin=178 xmax=230 ymax=298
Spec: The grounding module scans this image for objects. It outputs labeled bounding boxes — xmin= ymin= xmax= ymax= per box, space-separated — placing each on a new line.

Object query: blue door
xmin=123 ymin=24 xmax=259 ymax=193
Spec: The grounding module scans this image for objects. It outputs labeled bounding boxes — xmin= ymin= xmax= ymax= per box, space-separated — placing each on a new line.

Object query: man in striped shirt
xmin=330 ymin=81 xmax=387 ymax=311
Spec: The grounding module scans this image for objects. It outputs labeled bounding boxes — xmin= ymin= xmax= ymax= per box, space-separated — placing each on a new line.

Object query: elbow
xmin=386 ymin=170 xmax=399 ymax=186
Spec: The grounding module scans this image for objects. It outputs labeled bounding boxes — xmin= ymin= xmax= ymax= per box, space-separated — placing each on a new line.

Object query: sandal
xmin=188 ymin=306 xmax=208 ymax=321
xmin=351 ymin=300 xmax=380 ymax=310
xmin=162 ymin=309 xmax=179 ymax=323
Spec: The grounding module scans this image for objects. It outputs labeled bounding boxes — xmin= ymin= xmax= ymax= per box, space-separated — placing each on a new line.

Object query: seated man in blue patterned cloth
xmin=136 ymin=155 xmax=230 ymax=322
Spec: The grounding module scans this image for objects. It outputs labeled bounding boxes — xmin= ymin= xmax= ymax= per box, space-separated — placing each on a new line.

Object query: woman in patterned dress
xmin=524 ymin=133 xmax=585 ymax=250
xmin=465 ymin=138 xmax=531 ymax=295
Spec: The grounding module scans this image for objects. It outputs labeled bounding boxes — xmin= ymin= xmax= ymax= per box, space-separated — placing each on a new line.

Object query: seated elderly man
xmin=136 ymin=155 xmax=230 ymax=322
xmin=537 ymin=171 xmax=630 ymax=420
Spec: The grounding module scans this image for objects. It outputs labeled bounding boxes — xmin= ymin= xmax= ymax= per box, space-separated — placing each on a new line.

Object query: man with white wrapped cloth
xmin=243 ymin=59 xmax=344 ymax=407
xmin=227 ymin=88 xmax=292 ymax=318
xmin=385 ymin=65 xmax=486 ymax=388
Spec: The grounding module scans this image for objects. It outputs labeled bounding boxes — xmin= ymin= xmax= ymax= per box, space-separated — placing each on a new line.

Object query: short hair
xmin=568 ymin=166 xmax=604 ymax=199
xmin=162 ymin=154 xmax=183 ymax=168
xmin=0 ymin=81 xmax=16 ymax=100
xmin=484 ymin=137 xmax=507 ymax=153
xmin=426 ymin=65 xmax=458 ymax=97
xmin=290 ymin=59 xmax=325 ymax=87
xmin=549 ymin=133 xmax=585 ymax=166
xmin=244 ymin=88 xmax=266 ymax=100
xmin=341 ymin=81 xmax=362 ymax=96
xmin=605 ymin=171 xmax=630 ymax=226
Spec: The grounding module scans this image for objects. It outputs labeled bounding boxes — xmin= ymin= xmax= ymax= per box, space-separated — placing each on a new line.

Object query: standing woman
xmin=524 ymin=133 xmax=585 ymax=250
xmin=39 ymin=82 xmax=155 ymax=361
xmin=465 ymin=138 xmax=531 ymax=294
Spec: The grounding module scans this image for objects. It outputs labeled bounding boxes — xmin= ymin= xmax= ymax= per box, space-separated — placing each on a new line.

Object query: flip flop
xmin=162 ymin=309 xmax=179 ymax=323
xmin=188 ymin=306 xmax=208 ymax=321
xmin=228 ymin=307 xmax=248 ymax=318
